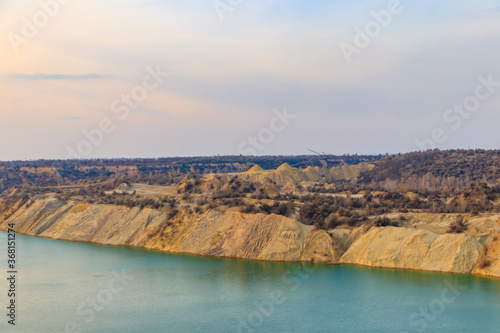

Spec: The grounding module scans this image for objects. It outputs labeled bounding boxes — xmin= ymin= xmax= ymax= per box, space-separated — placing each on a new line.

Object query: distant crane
xmin=308 ymin=149 xmax=330 ymax=156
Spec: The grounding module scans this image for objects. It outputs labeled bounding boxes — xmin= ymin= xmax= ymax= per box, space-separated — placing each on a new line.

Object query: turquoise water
xmin=1 ymin=234 xmax=500 ymax=333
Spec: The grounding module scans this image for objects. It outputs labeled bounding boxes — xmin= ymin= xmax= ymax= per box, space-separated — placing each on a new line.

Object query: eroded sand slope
xmin=1 ymin=198 xmax=499 ymax=278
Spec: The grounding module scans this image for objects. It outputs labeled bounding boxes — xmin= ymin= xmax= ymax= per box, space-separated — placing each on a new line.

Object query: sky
xmin=0 ymin=0 xmax=499 ymax=160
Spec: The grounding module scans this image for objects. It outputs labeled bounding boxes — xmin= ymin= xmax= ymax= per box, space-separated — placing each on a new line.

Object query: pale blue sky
xmin=0 ymin=0 xmax=499 ymax=160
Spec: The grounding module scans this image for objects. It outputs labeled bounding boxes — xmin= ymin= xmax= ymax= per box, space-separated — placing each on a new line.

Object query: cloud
xmin=1 ymin=0 xmax=499 ymax=160
xmin=8 ymin=73 xmax=110 ymax=80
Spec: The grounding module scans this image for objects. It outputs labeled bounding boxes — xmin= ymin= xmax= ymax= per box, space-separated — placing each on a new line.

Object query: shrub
xmin=448 ymin=216 xmax=467 ymax=233
xmin=375 ymin=216 xmax=398 ymax=227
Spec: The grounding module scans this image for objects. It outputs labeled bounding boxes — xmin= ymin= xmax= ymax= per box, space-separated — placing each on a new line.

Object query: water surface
xmin=1 ymin=234 xmax=500 ymax=332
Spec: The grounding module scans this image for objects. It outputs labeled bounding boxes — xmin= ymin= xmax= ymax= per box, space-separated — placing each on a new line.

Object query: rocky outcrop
xmin=207 ymin=163 xmax=376 ymax=195
xmin=472 ymin=234 xmax=500 ymax=277
xmin=301 ymin=230 xmax=337 ymax=262
xmin=0 ymin=198 xmax=319 ymax=262
xmin=239 ymin=162 xmax=375 ymax=183
xmin=1 ymin=198 xmax=499 ymax=278
xmin=340 ymin=227 xmax=486 ymax=274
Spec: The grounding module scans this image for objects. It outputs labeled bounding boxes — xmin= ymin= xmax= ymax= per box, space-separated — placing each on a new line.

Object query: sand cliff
xmin=1 ymin=198 xmax=499 ymax=278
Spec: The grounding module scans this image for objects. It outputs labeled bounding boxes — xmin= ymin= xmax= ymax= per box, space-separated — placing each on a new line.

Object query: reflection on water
xmin=1 ymin=234 xmax=500 ymax=333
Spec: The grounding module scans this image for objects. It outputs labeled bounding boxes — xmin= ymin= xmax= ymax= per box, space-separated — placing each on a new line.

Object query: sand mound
xmin=247 ymin=165 xmax=264 ymax=173
xmin=276 ymin=163 xmax=294 ymax=172
xmin=116 ymin=183 xmax=134 ymax=194
xmin=304 ymin=166 xmax=322 ymax=181
xmin=276 ymin=163 xmax=309 ymax=182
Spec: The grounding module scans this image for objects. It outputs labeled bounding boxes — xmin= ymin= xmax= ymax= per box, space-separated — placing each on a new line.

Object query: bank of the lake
xmin=3 ymin=198 xmax=500 ymax=279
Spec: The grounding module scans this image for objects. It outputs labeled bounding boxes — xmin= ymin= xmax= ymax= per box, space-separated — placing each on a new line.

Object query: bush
xmin=167 ymin=209 xmax=179 ymax=220
xmin=448 ymin=216 xmax=467 ymax=233
xmin=240 ymin=204 xmax=259 ymax=214
xmin=479 ymin=258 xmax=492 ymax=269
xmin=375 ymin=216 xmax=398 ymax=227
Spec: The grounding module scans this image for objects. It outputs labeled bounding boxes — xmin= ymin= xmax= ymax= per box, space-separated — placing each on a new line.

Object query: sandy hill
xmin=246 ymin=165 xmax=265 ymax=173
xmin=207 ymin=162 xmax=374 ymax=195
xmin=242 ymin=162 xmax=375 ymax=183
xmin=190 ymin=162 xmax=376 ymax=196
xmin=114 ymin=183 xmax=134 ymax=194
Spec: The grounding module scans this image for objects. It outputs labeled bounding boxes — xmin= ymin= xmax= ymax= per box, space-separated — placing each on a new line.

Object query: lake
xmin=2 ymin=233 xmax=500 ymax=332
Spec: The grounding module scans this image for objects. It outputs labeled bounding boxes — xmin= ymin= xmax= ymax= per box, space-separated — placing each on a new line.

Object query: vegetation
xmin=1 ymin=149 xmax=499 ymax=232
xmin=448 ymin=216 xmax=467 ymax=233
